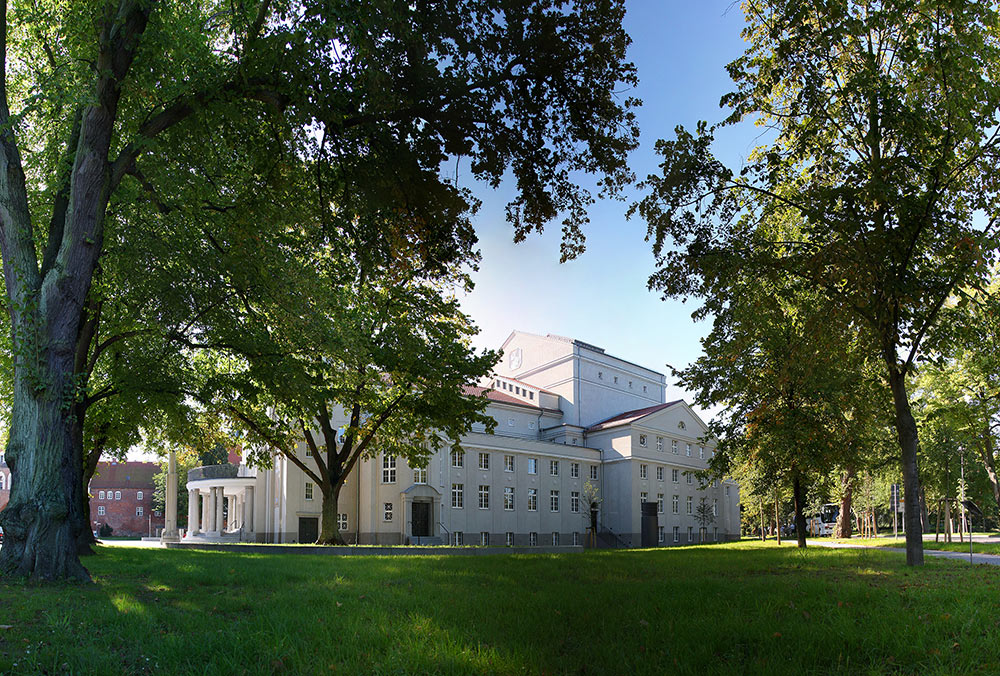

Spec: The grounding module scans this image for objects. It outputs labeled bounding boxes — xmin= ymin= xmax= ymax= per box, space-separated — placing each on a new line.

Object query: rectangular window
xmin=451 ymin=450 xmax=464 ymax=468
xmin=552 ymin=532 xmax=560 ymax=546
xmin=115 ymin=491 xmax=121 ymax=501
xmin=384 ymin=502 xmax=393 ymax=521
xmin=713 ymin=499 xmax=718 ymax=516
xmin=639 ymin=434 xmax=647 ymax=447
xmin=573 ymin=532 xmax=581 ymax=546
xmin=672 ymin=495 xmax=679 ymax=514
xmin=656 ymin=437 xmax=663 ymax=452
xmin=656 ymin=466 xmax=663 ymax=482
xmin=451 ymin=483 xmax=464 ymax=509
xmin=673 ymin=526 xmax=679 ymax=542
xmin=382 ymin=455 xmax=396 ymax=483
xmin=686 ymin=473 xmax=693 ymax=485
xmin=714 ymin=528 xmax=719 ymax=541
xmin=506 ymin=531 xmax=514 ymax=547
xmin=549 ymin=460 xmax=559 ymax=476
xmin=338 ymin=513 xmax=348 ymax=530
xmin=550 ymin=490 xmax=559 ymax=512
xmin=686 ymin=443 xmax=692 ymax=457
xmin=529 ymin=532 xmax=538 ymax=547
xmin=136 ymin=506 xmax=143 ymax=517
xmin=98 ymin=506 xmax=106 ymax=516
xmin=528 ymin=458 xmax=538 ymax=474
xmin=504 ymin=486 xmax=515 ymax=511
xmin=570 ymin=462 xmax=580 ymax=478
xmin=726 ymin=486 xmax=731 ymax=496
xmin=699 ymin=446 xmax=705 ymax=459
xmin=99 ymin=490 xmax=105 ymax=500
xmin=414 ymin=467 xmax=427 ymax=484
xmin=528 ymin=488 xmax=538 ymax=511
xmin=640 ymin=464 xmax=648 ymax=479
xmin=658 ymin=526 xmax=665 ymax=543
xmin=136 ymin=491 xmax=143 ymax=501
xmin=686 ymin=496 xmax=693 ymax=514
xmin=305 ymin=482 xmax=314 ymax=500
xmin=687 ymin=526 xmax=693 ymax=542
xmin=640 ymin=491 xmax=648 ymax=503
xmin=672 ymin=440 xmax=678 ymax=454
xmin=480 ymin=532 xmax=489 ymax=546
xmin=451 ymin=531 xmax=464 ymax=546
xmin=571 ymin=491 xmax=580 ymax=513
xmin=478 ymin=485 xmax=490 ymax=510
xmin=672 ymin=469 xmax=679 ymax=483
xmin=590 ymin=465 xmax=599 ymax=480
xmin=657 ymin=494 xmax=664 ymax=513
xmin=504 ymin=455 xmax=515 ymax=472
xmin=479 ymin=452 xmax=490 ymax=470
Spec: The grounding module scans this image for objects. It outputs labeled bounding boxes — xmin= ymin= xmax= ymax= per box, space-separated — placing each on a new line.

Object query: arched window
xmin=0 ymin=473 xmax=5 ymax=490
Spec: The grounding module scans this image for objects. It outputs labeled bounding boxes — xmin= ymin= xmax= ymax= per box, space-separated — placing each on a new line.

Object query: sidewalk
xmin=809 ymin=538 xmax=1000 ymax=566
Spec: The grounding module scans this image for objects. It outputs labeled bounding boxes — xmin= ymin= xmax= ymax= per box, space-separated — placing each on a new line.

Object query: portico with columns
xmin=183 ymin=464 xmax=258 ymax=542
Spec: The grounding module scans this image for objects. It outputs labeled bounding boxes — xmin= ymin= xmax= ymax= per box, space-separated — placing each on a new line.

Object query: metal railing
xmin=187 ymin=464 xmax=257 ymax=482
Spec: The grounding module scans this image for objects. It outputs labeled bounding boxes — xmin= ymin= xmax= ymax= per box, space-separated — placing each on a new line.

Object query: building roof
xmin=494 ymin=375 xmax=557 ymax=396
xmin=89 ymin=461 xmax=160 ymax=489
xmin=463 ymin=385 xmax=561 ymax=414
xmin=586 ymin=401 xmax=683 ymax=432
xmin=501 ymin=330 xmax=666 ymax=379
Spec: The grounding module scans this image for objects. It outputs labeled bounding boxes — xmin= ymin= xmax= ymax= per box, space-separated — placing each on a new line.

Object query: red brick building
xmin=89 ymin=461 xmax=164 ymax=537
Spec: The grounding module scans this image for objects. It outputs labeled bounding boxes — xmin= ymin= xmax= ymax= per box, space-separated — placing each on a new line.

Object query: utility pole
xmin=961 ymin=447 xmax=972 ymax=563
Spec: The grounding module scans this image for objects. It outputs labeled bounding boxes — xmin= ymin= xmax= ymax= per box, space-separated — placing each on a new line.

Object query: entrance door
xmin=412 ymin=502 xmax=431 ymax=537
xmin=298 ymin=517 xmax=319 ymax=543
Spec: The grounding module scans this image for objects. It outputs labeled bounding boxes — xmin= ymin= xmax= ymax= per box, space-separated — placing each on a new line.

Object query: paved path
xmin=97 ymin=538 xmax=164 ymax=549
xmin=809 ymin=539 xmax=1000 ymax=566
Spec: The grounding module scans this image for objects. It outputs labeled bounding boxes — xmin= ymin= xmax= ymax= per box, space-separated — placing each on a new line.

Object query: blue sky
xmin=458 ymin=2 xmax=758 ymax=419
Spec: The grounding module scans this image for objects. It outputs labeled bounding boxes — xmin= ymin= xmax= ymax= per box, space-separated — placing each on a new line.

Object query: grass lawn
xmin=837 ymin=536 xmax=1000 ymax=556
xmin=3 ymin=542 xmax=1000 ymax=675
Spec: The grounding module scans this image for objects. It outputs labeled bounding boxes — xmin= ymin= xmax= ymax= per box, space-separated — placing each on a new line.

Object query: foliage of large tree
xmin=633 ymin=0 xmax=1000 ymax=565
xmin=0 ymin=0 xmax=639 ymax=579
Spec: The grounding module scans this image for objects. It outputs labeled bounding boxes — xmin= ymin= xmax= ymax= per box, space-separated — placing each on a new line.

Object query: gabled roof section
xmin=463 ymin=385 xmax=561 ymax=414
xmin=89 ymin=461 xmax=160 ymax=489
xmin=586 ymin=401 xmax=683 ymax=432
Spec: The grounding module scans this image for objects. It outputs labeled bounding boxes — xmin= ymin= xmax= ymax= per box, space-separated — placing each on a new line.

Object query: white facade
xmin=185 ymin=331 xmax=740 ymax=547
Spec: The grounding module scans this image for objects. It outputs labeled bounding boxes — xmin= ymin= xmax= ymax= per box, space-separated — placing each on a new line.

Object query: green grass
xmin=3 ymin=541 xmax=1000 ymax=675
xmin=839 ymin=536 xmax=1000 ymax=556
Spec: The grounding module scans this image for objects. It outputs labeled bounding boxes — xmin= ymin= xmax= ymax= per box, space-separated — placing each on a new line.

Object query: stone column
xmin=161 ymin=451 xmax=180 ymax=542
xmin=215 ymin=487 xmax=225 ymax=535
xmin=206 ymin=487 xmax=218 ymax=535
xmin=244 ymin=486 xmax=255 ymax=534
xmin=202 ymin=488 xmax=211 ymax=534
xmin=187 ymin=489 xmax=200 ymax=537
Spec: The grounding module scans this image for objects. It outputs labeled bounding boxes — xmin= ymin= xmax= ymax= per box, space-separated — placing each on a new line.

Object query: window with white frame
xmin=506 ymin=532 xmax=514 ymax=547
xmin=639 ymin=434 xmax=647 ymax=447
xmin=451 ymin=531 xmax=464 ymax=546
xmin=656 ymin=437 xmax=663 ymax=452
xmin=305 ymin=482 xmax=314 ymax=500
xmin=686 ymin=443 xmax=691 ymax=457
xmin=549 ymin=460 xmax=559 ymax=476
xmin=687 ymin=526 xmax=693 ymax=542
xmin=383 ymin=502 xmax=393 ymax=521
xmin=98 ymin=506 xmax=105 ymax=516
xmin=657 ymin=494 xmax=664 ymax=513
xmin=656 ymin=466 xmax=664 ymax=481
xmin=673 ymin=526 xmax=679 ymax=542
xmin=686 ymin=496 xmax=693 ymax=514
xmin=699 ymin=446 xmax=705 ymax=459
xmin=590 ymin=465 xmax=598 ymax=480
xmin=98 ymin=490 xmax=105 ymax=500
xmin=451 ymin=483 xmax=464 ymax=509
xmin=726 ymin=485 xmax=731 ymax=496
xmin=713 ymin=499 xmax=718 ymax=516
xmin=672 ymin=469 xmax=679 ymax=483
xmin=527 ymin=488 xmax=537 ymax=511
xmin=451 ymin=450 xmax=464 ymax=468
xmin=338 ymin=513 xmax=348 ymax=530
xmin=573 ymin=532 xmax=581 ymax=546
xmin=136 ymin=491 xmax=143 ymax=501
xmin=529 ymin=532 xmax=538 ymax=546
xmin=479 ymin=452 xmax=490 ymax=470
xmin=639 ymin=464 xmax=648 ymax=479
xmin=136 ymin=506 xmax=143 ymax=517
xmin=382 ymin=455 xmax=396 ymax=483
xmin=115 ymin=491 xmax=121 ymax=501
xmin=640 ymin=491 xmax=648 ymax=503
xmin=672 ymin=439 xmax=678 ymax=454
xmin=658 ymin=526 xmax=665 ymax=543
xmin=480 ymin=531 xmax=489 ymax=546
xmin=528 ymin=458 xmax=538 ymax=474
xmin=414 ymin=467 xmax=427 ymax=484
xmin=570 ymin=462 xmax=580 ymax=478
xmin=686 ymin=473 xmax=693 ymax=485
xmin=552 ymin=532 xmax=560 ymax=546
xmin=714 ymin=528 xmax=719 ymax=541
xmin=504 ymin=486 xmax=515 ymax=511
xmin=504 ymin=455 xmax=515 ymax=472
xmin=478 ymin=485 xmax=490 ymax=509
xmin=672 ymin=495 xmax=679 ymax=514
xmin=571 ymin=491 xmax=580 ymax=513
xmin=550 ymin=490 xmax=559 ymax=512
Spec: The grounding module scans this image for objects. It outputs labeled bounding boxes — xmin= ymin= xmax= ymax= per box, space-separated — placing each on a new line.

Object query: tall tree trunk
xmin=887 ymin=367 xmax=924 ymax=565
xmin=792 ymin=472 xmax=807 ymax=548
xmin=774 ymin=493 xmax=781 ymax=545
xmin=835 ymin=467 xmax=855 ymax=538
xmin=318 ymin=481 xmax=346 ymax=545
xmin=919 ymin=486 xmax=929 ymax=532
